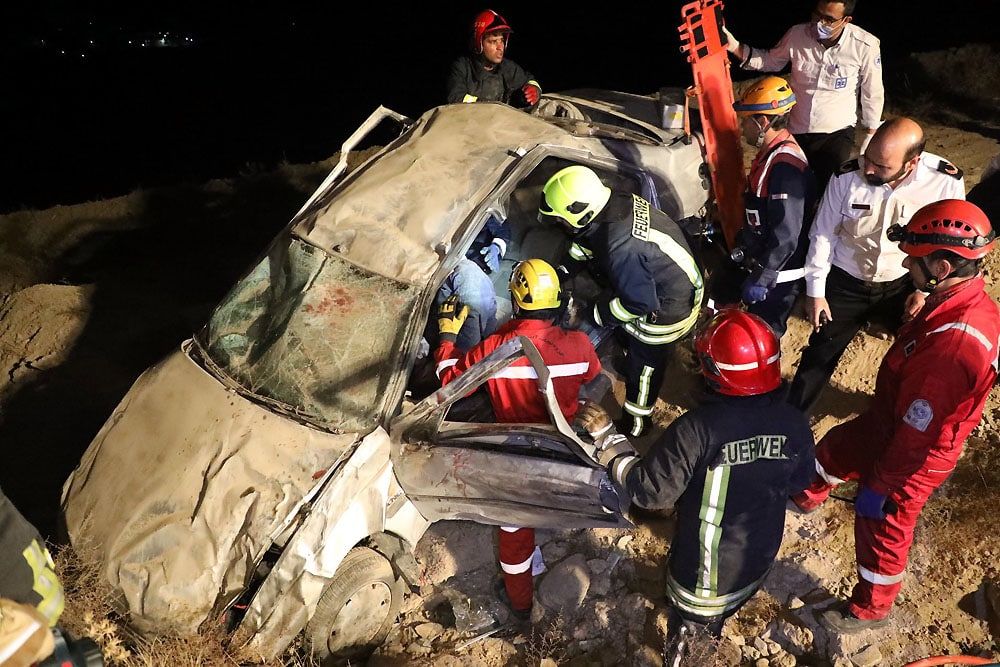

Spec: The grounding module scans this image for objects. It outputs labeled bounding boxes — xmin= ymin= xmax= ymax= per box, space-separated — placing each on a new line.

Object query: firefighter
xmin=575 ymin=310 xmax=815 ymax=659
xmin=791 ymin=200 xmax=999 ymax=633
xmin=446 ymin=9 xmax=542 ymax=107
xmin=540 ymin=165 xmax=704 ymax=437
xmin=0 ymin=486 xmax=64 ymax=665
xmin=731 ymin=76 xmax=818 ymax=338
xmin=435 ymin=258 xmax=600 ymax=619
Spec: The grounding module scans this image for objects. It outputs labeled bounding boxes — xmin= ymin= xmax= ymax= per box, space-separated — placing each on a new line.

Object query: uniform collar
xmin=752 ymin=129 xmax=794 ymax=165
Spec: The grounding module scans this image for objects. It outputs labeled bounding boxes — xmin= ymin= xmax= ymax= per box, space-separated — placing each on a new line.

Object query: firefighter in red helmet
xmin=576 ymin=310 xmax=815 ymax=659
xmin=792 ymin=199 xmax=1000 ymax=633
xmin=446 ymin=9 xmax=542 ymax=106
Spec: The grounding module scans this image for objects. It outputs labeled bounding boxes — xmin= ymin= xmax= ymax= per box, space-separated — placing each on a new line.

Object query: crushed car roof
xmin=291 ymin=103 xmax=590 ymax=286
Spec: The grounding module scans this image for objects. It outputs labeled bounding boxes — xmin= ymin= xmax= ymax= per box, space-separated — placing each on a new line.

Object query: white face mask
xmin=816 ymin=21 xmax=834 ymax=40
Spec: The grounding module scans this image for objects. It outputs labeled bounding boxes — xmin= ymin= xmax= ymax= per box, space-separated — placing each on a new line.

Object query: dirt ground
xmin=2 ymin=50 xmax=999 ymax=665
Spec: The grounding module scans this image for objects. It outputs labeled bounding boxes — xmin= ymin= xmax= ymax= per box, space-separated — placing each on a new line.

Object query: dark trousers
xmin=619 ymin=332 xmax=674 ymax=437
xmin=787 ymin=267 xmax=913 ymax=412
xmin=794 ymin=125 xmax=855 ymax=195
xmin=747 ymin=279 xmax=802 ymax=340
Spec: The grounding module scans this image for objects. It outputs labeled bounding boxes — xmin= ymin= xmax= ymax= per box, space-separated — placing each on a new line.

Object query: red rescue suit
xmin=435 ymin=318 xmax=600 ymax=610
xmin=799 ymin=276 xmax=1000 ymax=619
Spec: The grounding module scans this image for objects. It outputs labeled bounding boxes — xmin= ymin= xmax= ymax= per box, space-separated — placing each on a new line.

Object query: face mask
xmin=816 ymin=21 xmax=834 ymax=40
xmin=743 ymin=117 xmax=768 ymax=148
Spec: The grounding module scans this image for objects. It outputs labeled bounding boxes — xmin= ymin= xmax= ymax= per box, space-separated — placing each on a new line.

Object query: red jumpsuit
xmin=435 ymin=318 xmax=600 ymax=611
xmin=799 ymin=276 xmax=1000 ymax=619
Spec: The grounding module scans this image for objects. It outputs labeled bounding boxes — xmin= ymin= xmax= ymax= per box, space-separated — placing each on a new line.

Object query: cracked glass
xmin=200 ymin=235 xmax=419 ymax=431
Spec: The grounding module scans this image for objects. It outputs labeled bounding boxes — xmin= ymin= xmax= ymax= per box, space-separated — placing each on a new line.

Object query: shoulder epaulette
xmin=837 ymin=158 xmax=860 ymax=175
xmin=936 ymin=159 xmax=964 ymax=180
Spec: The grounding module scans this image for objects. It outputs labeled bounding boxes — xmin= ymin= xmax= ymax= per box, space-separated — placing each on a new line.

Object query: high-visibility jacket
xmin=566 ymin=192 xmax=704 ymax=345
xmin=434 ymin=318 xmax=600 ymax=423
xmin=609 ymin=390 xmax=815 ymax=619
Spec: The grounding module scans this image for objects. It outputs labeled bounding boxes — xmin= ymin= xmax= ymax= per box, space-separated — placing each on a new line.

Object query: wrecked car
xmin=61 ymin=92 xmax=713 ymax=662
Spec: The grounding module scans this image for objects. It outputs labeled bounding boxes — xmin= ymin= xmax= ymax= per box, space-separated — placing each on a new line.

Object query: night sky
xmin=2 ymin=1 xmax=999 ymax=212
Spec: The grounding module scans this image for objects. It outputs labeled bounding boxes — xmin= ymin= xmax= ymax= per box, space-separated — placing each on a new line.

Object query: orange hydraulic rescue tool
xmin=678 ymin=0 xmax=743 ymax=250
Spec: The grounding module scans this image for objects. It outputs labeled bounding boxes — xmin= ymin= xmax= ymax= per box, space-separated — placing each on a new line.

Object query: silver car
xmin=61 ymin=92 xmax=711 ymax=662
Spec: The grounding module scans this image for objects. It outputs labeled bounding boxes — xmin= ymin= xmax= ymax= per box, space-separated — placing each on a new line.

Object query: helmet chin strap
xmin=914 ymin=256 xmax=952 ymax=293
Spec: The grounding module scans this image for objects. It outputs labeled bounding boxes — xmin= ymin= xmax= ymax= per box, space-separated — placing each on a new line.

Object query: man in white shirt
xmin=725 ymin=1 xmax=884 ymax=191
xmin=787 ymin=117 xmax=966 ymax=411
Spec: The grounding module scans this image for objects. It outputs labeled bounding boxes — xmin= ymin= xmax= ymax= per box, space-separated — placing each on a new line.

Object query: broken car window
xmin=200 ymin=235 xmax=419 ymax=432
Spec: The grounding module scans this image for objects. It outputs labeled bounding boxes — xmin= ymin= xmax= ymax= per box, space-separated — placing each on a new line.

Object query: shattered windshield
xmin=199 ymin=235 xmax=419 ymax=431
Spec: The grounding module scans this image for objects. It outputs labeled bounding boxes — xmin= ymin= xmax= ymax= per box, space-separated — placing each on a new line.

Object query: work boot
xmin=820 ymin=602 xmax=889 ymax=634
xmin=787 ymin=490 xmax=823 ymax=514
xmin=493 ymin=578 xmax=532 ymax=621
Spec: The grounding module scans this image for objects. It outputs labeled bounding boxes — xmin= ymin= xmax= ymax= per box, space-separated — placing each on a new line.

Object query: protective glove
xmin=575 ymin=401 xmax=637 ymax=466
xmin=479 ymin=242 xmax=502 ymax=274
xmin=521 ymin=83 xmax=541 ymax=106
xmin=741 ymin=278 xmax=769 ymax=305
xmin=855 ymin=486 xmax=889 ymax=520
xmin=437 ymin=295 xmax=469 ymax=342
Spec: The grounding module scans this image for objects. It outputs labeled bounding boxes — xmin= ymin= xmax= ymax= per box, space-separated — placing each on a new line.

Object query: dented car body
xmin=61 ymin=93 xmax=711 ymax=660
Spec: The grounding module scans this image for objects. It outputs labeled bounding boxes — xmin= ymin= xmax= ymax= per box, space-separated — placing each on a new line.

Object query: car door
xmin=389 ymin=337 xmax=630 ymax=530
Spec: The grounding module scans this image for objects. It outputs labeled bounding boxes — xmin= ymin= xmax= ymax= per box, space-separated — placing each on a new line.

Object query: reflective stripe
xmin=858 ymin=565 xmax=905 ymax=585
xmin=435 ymin=358 xmax=458 ymax=378
xmin=623 ymin=319 xmax=694 ymax=345
xmin=0 ymin=615 xmax=45 ymax=665
xmin=647 ymin=227 xmax=704 ymax=317
xmin=493 ymin=239 xmax=507 ymax=256
xmin=666 ymin=572 xmax=763 ymax=618
xmin=612 ymin=454 xmax=639 ymax=485
xmin=697 ymin=466 xmax=731 ymax=598
xmin=624 ymin=400 xmax=654 ymax=417
xmin=815 ymin=459 xmax=847 ymax=486
xmin=590 ymin=422 xmax=613 ymax=438
xmin=634 ymin=316 xmax=694 ymax=335
xmin=755 ymin=144 xmax=808 ymax=198
xmin=714 ymin=352 xmax=780 ymax=372
xmin=500 ymin=555 xmax=533 ymax=575
xmin=492 ymin=362 xmax=590 ymax=380
xmin=628 ymin=417 xmax=645 ymax=437
xmin=462 ymin=94 xmax=478 ymax=103
xmin=636 ymin=365 xmax=654 ymax=413
xmin=609 ymin=297 xmax=642 ymax=322
xmin=569 ymin=243 xmax=594 ymax=261
xmin=926 ymin=321 xmax=994 ymax=352
xmin=500 ymin=526 xmax=522 ymax=533
xmin=592 ymin=304 xmax=604 ymax=327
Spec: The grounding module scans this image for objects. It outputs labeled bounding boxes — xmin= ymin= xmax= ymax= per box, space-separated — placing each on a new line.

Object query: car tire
xmin=304 ymin=546 xmax=405 ymax=664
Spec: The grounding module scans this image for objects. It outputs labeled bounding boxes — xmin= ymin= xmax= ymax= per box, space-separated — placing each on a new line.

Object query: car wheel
xmin=305 ymin=546 xmax=405 ymax=664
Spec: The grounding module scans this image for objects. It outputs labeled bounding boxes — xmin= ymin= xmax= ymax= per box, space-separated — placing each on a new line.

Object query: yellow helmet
xmin=509 ymin=258 xmax=562 ymax=311
xmin=538 ymin=165 xmax=611 ymax=230
xmin=733 ymin=76 xmax=797 ymax=117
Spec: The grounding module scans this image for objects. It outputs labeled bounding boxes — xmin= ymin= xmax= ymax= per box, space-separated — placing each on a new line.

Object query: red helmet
xmin=471 ymin=9 xmax=512 ymax=54
xmin=695 ymin=309 xmax=781 ymax=397
xmin=887 ymin=199 xmax=996 ymax=260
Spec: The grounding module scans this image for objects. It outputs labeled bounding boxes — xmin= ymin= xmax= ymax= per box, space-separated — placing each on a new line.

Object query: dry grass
xmin=53 ymin=543 xmax=319 ymax=666
xmin=521 ymin=614 xmax=568 ymax=664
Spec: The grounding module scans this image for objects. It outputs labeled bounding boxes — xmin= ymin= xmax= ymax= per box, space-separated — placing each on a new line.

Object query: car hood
xmin=61 ymin=345 xmax=357 ymax=635
xmin=292 ymin=103 xmax=585 ymax=285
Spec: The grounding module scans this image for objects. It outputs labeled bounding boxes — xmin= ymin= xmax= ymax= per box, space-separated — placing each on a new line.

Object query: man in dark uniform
xmin=446 ymin=9 xmax=541 ymax=106
xmin=540 ymin=165 xmax=703 ymax=437
xmin=575 ymin=310 xmax=815 ymax=662
xmin=731 ymin=76 xmax=817 ymax=339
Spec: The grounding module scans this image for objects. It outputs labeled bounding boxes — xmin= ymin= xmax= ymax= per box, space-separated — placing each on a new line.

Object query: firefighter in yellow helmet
xmin=726 ymin=76 xmax=818 ymax=339
xmin=540 ymin=165 xmax=704 ymax=437
xmin=434 ymin=259 xmax=601 ymax=619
